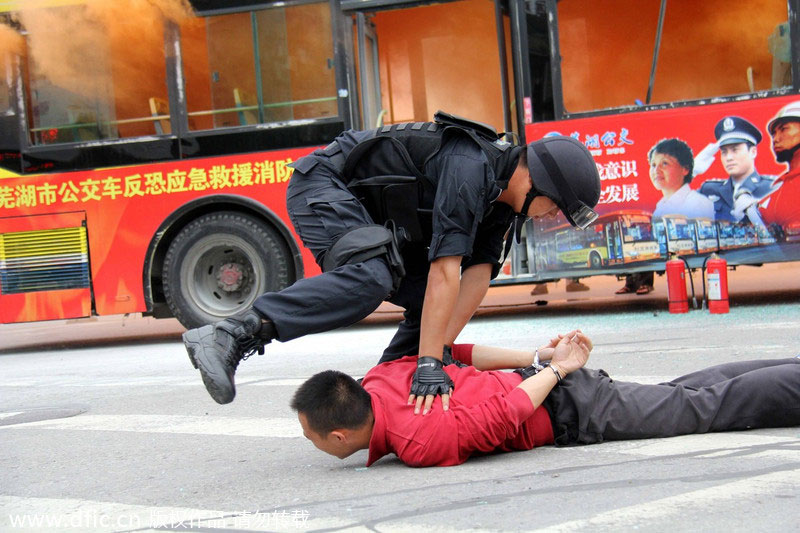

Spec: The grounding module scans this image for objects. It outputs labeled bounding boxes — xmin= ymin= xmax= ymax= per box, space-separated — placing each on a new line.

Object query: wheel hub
xmin=217 ymin=262 xmax=245 ymax=292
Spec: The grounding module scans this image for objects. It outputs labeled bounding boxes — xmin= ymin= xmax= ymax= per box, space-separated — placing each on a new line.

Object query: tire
xmin=589 ymin=251 xmax=602 ymax=269
xmin=162 ymin=211 xmax=293 ymax=329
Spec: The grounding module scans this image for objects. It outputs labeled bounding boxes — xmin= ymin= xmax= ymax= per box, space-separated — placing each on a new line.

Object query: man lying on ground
xmin=291 ymin=332 xmax=800 ymax=467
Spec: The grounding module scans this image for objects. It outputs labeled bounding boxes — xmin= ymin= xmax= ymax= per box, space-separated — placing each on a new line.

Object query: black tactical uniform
xmin=256 ymin=117 xmax=522 ymax=362
xmin=182 ymin=113 xmax=601 ymax=404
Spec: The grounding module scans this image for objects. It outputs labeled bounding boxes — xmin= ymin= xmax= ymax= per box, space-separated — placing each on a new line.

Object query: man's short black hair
xmin=291 ymin=370 xmax=372 ymax=435
xmin=518 ymin=147 xmax=528 ymax=170
xmin=648 ymin=138 xmax=694 ymax=184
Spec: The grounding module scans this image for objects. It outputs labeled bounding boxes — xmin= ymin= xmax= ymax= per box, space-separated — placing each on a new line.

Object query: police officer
xmin=699 ymin=116 xmax=774 ymax=224
xmin=182 ymin=112 xmax=601 ymax=413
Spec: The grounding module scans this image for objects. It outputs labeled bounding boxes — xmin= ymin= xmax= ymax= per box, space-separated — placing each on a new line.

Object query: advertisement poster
xmin=519 ymin=94 xmax=800 ymax=281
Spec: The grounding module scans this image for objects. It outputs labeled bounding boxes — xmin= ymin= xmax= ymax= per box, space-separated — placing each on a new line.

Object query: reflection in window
xmin=696 ymin=220 xmax=716 ymax=239
xmin=557 ymin=0 xmax=792 ymax=113
xmin=718 ymin=221 xmax=735 ymax=239
xmin=181 ymin=2 xmax=337 ymax=131
xmin=623 ymin=221 xmax=653 ymax=242
xmin=19 ymin=3 xmax=174 ymax=145
xmin=555 ymin=231 xmax=573 ymax=253
xmin=667 ymin=219 xmax=692 ymax=240
xmin=585 ymin=226 xmax=605 ymax=246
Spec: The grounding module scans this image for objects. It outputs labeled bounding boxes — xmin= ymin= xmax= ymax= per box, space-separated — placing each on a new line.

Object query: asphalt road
xmin=2 ymin=292 xmax=800 ymax=532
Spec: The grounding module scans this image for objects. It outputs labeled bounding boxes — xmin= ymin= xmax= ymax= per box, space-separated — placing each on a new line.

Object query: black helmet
xmin=524 ymin=136 xmax=601 ymax=229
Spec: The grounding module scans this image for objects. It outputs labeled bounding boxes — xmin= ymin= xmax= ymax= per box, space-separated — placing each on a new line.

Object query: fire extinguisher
xmin=665 ymin=255 xmax=689 ymax=314
xmin=704 ymin=254 xmax=729 ymax=314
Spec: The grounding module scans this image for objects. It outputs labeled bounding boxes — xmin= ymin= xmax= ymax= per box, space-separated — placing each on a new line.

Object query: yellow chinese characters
xmin=0 ymin=158 xmax=294 ymax=210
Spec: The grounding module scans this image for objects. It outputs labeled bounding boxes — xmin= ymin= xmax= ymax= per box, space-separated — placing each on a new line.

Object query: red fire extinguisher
xmin=705 ymin=254 xmax=729 ymax=314
xmin=665 ymin=256 xmax=689 ymax=314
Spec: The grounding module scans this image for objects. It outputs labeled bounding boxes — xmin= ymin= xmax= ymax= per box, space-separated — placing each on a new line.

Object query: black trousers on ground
xmin=542 ymin=357 xmax=800 ymax=445
xmin=252 ymin=163 xmax=425 ymax=362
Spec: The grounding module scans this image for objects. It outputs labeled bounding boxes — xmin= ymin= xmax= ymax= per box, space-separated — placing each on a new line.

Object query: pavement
xmin=1 ymin=283 xmax=799 ymax=532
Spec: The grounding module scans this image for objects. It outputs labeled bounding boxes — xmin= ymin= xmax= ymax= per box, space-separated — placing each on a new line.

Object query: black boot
xmin=182 ymin=310 xmax=276 ymax=404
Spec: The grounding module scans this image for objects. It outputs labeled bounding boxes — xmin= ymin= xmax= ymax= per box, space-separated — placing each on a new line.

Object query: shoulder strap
xmin=433 ymin=110 xmax=499 ymax=141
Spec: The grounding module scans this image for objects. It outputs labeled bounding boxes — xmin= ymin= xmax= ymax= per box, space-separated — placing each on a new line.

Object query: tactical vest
xmin=339 ymin=111 xmax=519 ymax=243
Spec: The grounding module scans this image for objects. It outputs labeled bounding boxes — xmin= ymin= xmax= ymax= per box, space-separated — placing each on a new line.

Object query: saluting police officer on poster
xmin=698 ymin=116 xmax=775 ymax=224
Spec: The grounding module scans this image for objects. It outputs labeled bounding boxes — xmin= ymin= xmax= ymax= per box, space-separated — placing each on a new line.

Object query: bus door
xmin=605 ymin=221 xmax=622 ymax=263
xmin=346 ymin=0 xmax=514 ymax=133
xmin=354 ymin=13 xmax=383 ymax=129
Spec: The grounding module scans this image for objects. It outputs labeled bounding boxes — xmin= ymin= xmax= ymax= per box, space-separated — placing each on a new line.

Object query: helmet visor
xmin=567 ymin=202 xmax=599 ymax=230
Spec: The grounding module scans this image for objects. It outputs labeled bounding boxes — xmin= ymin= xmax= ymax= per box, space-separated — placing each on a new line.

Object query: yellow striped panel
xmin=0 ymin=227 xmax=87 ymax=260
xmin=0 ymin=226 xmax=90 ymax=294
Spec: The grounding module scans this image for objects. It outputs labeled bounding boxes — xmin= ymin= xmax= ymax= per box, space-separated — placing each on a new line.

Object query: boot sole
xmin=182 ymin=326 xmax=235 ymax=404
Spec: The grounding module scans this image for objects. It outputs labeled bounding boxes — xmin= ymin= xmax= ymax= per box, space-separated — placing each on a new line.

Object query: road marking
xmin=0 ymin=376 xmax=670 ymax=388
xmin=0 ymin=494 xmax=496 ymax=532
xmin=0 ymin=414 xmax=302 ymax=438
xmin=610 ymin=432 xmax=800 ymax=457
xmin=536 ymin=467 xmax=800 ymax=532
xmin=0 ymin=377 xmax=307 ymax=387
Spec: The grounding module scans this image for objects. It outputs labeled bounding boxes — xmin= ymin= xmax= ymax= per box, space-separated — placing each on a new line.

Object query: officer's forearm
xmin=419 ymin=256 xmax=462 ymax=360
xmin=443 ymin=264 xmax=491 ymax=345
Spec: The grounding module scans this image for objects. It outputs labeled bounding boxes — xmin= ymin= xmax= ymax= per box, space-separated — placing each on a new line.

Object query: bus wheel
xmin=589 ymin=251 xmax=602 ymax=269
xmin=162 ymin=211 xmax=292 ymax=329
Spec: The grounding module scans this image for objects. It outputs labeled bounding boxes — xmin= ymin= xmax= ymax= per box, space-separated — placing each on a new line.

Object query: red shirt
xmin=761 ymin=166 xmax=800 ymax=229
xmin=363 ymin=344 xmax=554 ymax=467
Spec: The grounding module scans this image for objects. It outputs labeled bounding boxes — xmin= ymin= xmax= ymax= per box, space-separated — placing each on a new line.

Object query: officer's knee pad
xmin=322 ymin=224 xmax=405 ymax=295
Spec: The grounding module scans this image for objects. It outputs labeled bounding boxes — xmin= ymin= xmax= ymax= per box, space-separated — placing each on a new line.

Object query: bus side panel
xmin=0 ymin=289 xmax=91 ymax=323
xmin=523 ymin=95 xmax=800 ymax=278
xmin=0 ymin=147 xmax=318 ymax=322
xmin=86 ymin=147 xmax=317 ymax=317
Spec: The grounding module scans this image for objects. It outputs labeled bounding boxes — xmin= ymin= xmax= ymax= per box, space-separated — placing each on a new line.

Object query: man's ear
xmin=329 ymin=430 xmax=347 ymax=443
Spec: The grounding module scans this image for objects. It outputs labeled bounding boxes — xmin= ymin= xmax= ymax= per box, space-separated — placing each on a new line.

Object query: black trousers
xmin=623 ymin=271 xmax=654 ymax=290
xmin=252 ymin=163 xmax=424 ymax=361
xmin=543 ymin=357 xmax=800 ymax=445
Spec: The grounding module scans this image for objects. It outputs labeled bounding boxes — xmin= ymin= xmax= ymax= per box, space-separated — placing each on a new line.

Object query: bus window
xmin=585 ymin=225 xmax=606 ymax=247
xmin=371 ymin=0 xmax=508 ymax=130
xmin=0 ymin=43 xmax=11 ymax=115
xmin=556 ymin=0 xmax=791 ymax=114
xmin=181 ymin=2 xmax=337 ymax=131
xmin=20 ymin=3 xmax=173 ymax=144
xmin=0 ymin=71 xmax=9 ymax=116
xmin=622 ymin=221 xmax=653 ymax=243
xmin=523 ymin=1 xmax=554 ymax=122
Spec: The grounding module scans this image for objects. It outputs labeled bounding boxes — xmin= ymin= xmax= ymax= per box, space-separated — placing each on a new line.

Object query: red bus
xmin=1 ymin=0 xmax=799 ymax=325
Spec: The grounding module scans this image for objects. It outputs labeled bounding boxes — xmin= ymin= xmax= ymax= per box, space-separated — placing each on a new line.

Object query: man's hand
xmin=408 ymin=356 xmax=454 ymax=415
xmin=550 ymin=330 xmax=592 ymax=376
xmin=536 ymin=330 xmax=593 ymax=362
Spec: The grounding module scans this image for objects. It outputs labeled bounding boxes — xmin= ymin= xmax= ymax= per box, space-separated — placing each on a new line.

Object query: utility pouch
xmin=346 ymin=175 xmax=425 ymax=242
xmin=344 ymin=135 xmax=430 ymax=243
